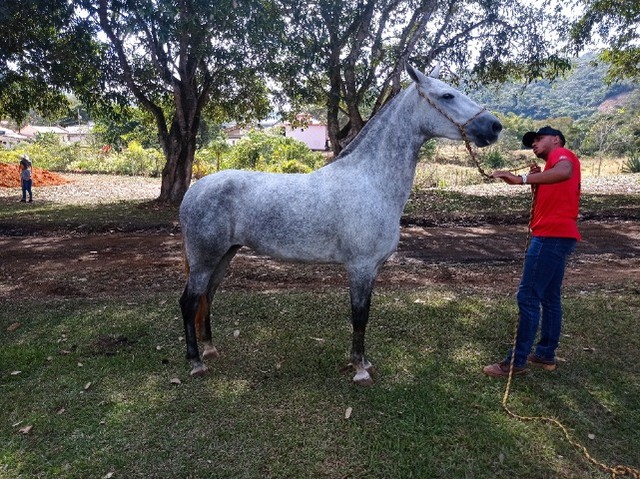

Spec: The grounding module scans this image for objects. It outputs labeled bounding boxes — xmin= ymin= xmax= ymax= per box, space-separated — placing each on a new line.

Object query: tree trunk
xmin=156 ymin=75 xmax=205 ymax=205
xmin=158 ymin=125 xmax=196 ymax=204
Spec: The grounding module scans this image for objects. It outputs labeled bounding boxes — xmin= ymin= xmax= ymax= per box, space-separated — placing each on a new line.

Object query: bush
xmin=225 ymin=129 xmax=324 ymax=173
xmin=1 ymin=138 xmax=164 ymax=177
xmin=419 ymin=139 xmax=437 ymax=161
xmin=622 ymin=150 xmax=640 ymax=173
xmin=267 ymin=159 xmax=313 ymax=174
xmin=480 ymin=148 xmax=507 ymax=169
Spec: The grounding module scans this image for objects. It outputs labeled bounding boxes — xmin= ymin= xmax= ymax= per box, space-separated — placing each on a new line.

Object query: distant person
xmin=483 ymin=126 xmax=581 ymax=377
xmin=19 ymin=154 xmax=33 ymax=203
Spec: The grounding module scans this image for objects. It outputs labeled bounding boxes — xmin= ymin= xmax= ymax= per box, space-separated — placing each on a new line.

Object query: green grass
xmin=1 ymin=174 xmax=638 ymax=477
xmin=2 ymin=288 xmax=639 ymax=478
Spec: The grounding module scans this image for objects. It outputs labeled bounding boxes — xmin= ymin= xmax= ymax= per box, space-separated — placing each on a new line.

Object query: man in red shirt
xmin=483 ymin=126 xmax=581 ymax=377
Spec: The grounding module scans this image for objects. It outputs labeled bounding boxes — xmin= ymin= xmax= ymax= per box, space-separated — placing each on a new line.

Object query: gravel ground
xmin=458 ymin=173 xmax=640 ymax=196
xmin=0 ymin=173 xmax=163 ymax=204
xmin=0 ymin=172 xmax=638 ymax=204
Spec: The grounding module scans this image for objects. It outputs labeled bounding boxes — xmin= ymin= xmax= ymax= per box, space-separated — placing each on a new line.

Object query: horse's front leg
xmin=348 ymin=268 xmax=377 ymax=386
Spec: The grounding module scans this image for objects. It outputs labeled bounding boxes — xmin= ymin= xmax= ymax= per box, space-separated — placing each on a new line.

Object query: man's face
xmin=531 ymin=134 xmax=560 ymax=158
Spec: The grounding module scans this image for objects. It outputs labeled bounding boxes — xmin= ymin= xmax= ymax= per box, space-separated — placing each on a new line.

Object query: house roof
xmin=26 ymin=125 xmax=69 ymax=134
xmin=0 ymin=127 xmax=29 ymax=140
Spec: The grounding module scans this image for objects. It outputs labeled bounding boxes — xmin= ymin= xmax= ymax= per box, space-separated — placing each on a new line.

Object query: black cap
xmin=522 ymin=126 xmax=566 ymax=148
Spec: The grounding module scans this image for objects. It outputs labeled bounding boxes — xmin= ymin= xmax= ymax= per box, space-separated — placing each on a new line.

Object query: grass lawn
xmin=1 ymin=169 xmax=639 ymax=478
xmin=2 ymin=287 xmax=639 ymax=478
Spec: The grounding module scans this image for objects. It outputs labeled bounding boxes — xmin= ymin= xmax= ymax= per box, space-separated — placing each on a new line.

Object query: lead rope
xmin=416 ymin=85 xmax=640 ymax=478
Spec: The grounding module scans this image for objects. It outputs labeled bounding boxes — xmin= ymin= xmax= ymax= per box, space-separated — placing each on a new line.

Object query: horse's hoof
xmin=190 ymin=363 xmax=208 ymax=376
xmin=202 ymin=345 xmax=219 ymax=359
xmin=353 ymin=370 xmax=373 ymax=386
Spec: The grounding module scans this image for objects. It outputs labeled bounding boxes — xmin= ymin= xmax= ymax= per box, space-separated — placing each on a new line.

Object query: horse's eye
xmin=441 ymin=93 xmax=455 ymax=100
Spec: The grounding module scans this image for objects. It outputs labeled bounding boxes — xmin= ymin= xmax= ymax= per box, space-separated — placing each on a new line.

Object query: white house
xmin=223 ymin=118 xmax=281 ymax=146
xmin=20 ymin=125 xmax=70 ymax=143
xmin=0 ymin=127 xmax=29 ymax=147
xmin=222 ymin=115 xmax=328 ymax=151
xmin=65 ymin=124 xmax=93 ymax=143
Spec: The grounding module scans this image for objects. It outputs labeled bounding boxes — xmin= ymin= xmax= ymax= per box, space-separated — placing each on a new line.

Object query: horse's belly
xmin=242 ymin=220 xmax=399 ymax=266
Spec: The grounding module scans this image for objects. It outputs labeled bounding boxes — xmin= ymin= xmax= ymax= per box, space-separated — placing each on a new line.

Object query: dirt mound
xmin=0 ymin=163 xmax=69 ymax=188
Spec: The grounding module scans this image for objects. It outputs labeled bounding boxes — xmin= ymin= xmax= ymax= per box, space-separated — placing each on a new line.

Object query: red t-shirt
xmin=531 ymin=147 xmax=581 ymax=240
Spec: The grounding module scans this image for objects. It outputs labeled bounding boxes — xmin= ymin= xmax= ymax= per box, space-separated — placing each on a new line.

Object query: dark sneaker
xmin=483 ymin=361 xmax=528 ymax=378
xmin=527 ymin=353 xmax=557 ymax=371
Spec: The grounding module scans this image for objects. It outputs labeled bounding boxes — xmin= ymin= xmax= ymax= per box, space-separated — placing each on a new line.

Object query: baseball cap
xmin=522 ymin=126 xmax=566 ymax=148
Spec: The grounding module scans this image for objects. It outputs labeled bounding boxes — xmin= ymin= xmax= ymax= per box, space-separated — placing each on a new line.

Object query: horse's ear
xmin=406 ymin=62 xmax=424 ymax=84
xmin=429 ymin=64 xmax=441 ymax=78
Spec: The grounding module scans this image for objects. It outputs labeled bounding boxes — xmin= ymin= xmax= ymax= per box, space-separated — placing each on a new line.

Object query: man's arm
xmin=491 ymin=159 xmax=573 ymax=185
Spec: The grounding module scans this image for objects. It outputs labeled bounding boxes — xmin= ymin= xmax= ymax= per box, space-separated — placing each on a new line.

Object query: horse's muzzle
xmin=469 ymin=114 xmax=502 ymax=147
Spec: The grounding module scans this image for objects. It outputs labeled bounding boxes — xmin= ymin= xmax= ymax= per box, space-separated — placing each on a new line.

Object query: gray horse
xmin=179 ymin=64 xmax=502 ymax=384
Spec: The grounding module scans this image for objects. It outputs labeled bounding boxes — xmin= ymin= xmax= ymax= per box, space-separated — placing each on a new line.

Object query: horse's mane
xmin=334 ymin=90 xmax=405 ymax=160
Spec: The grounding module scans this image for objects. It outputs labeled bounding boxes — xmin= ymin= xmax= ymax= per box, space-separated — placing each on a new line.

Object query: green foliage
xmin=2 ymin=139 xmax=164 ymax=177
xmin=225 ymin=129 xmax=324 ymax=173
xmin=276 ymin=0 xmax=575 ymax=155
xmin=270 ymin=159 xmax=313 ymax=174
xmin=480 ymin=148 xmax=508 ymax=169
xmin=622 ymin=151 xmax=640 ymax=173
xmin=571 ymin=0 xmax=640 ymax=81
xmin=0 ymin=0 xmax=102 ymax=125
xmin=91 ymin=105 xmax=160 ymax=151
xmin=419 ymin=139 xmax=437 ymax=161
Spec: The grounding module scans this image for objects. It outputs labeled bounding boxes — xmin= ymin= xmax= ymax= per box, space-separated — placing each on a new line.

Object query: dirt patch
xmin=0 ymin=173 xmax=638 ymax=302
xmin=0 ymin=222 xmax=638 ymax=302
xmin=0 ymin=163 xmax=69 ymax=188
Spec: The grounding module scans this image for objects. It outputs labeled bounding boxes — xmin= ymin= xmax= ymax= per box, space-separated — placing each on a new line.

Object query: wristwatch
xmin=521 ymin=174 xmax=527 ymax=185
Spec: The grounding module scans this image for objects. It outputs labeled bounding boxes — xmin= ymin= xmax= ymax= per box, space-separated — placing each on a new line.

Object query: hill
xmin=472 ymin=54 xmax=638 ymax=120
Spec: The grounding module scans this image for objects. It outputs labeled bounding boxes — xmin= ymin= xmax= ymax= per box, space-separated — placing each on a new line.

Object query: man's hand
xmin=490 ymin=170 xmax=522 ymax=185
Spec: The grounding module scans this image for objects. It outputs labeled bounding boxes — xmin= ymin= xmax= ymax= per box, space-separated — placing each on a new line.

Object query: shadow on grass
xmin=1 ymin=288 xmax=638 ymax=478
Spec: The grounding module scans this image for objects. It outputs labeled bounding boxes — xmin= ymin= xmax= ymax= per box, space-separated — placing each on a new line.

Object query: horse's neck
xmin=339 ymin=89 xmax=429 ymax=204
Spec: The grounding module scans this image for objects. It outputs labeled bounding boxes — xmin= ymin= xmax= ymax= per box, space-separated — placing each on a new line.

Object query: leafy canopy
xmin=571 ymin=0 xmax=640 ymax=80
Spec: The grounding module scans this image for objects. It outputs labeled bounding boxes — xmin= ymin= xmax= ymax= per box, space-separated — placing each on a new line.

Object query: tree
xmin=273 ymin=0 xmax=573 ymax=155
xmin=75 ymin=0 xmax=277 ymax=203
xmin=571 ymin=0 xmax=640 ymax=80
xmin=0 ymin=0 xmax=100 ymax=128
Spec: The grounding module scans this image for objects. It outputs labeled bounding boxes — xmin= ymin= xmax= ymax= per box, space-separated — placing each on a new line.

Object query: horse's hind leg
xmin=180 ymin=279 xmax=209 ymax=376
xmin=180 ymin=246 xmax=241 ymax=376
xmin=199 ymin=246 xmax=240 ymax=360
xmin=347 ymin=266 xmax=378 ymax=386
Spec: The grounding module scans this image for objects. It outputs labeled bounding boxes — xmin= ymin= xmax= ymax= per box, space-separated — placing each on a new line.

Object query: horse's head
xmin=406 ymin=63 xmax=502 ymax=147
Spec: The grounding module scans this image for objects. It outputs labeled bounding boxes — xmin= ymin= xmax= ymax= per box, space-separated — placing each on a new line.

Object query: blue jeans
xmin=506 ymin=236 xmax=577 ymax=367
xmin=21 ymin=179 xmax=32 ymax=201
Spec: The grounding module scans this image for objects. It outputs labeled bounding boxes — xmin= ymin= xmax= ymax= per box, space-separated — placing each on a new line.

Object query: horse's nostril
xmin=493 ymin=121 xmax=503 ymax=133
